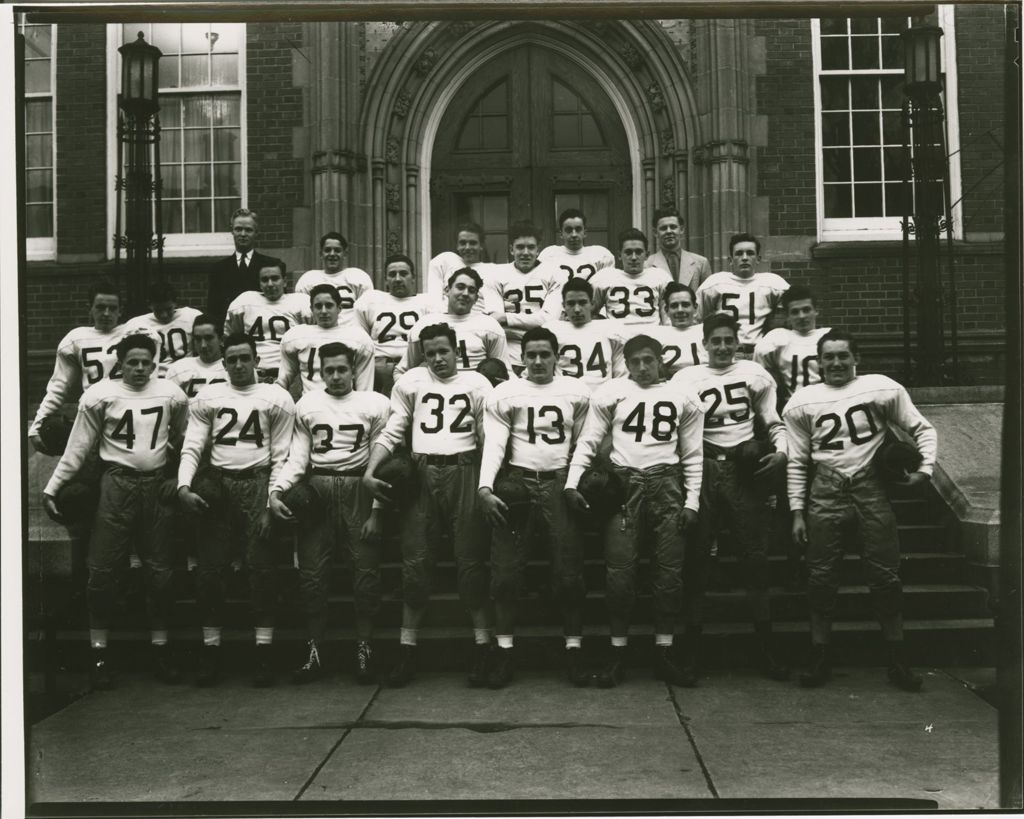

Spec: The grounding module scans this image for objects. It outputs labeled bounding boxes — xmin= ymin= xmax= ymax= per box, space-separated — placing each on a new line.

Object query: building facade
xmin=19 ymin=8 xmax=1010 ymax=394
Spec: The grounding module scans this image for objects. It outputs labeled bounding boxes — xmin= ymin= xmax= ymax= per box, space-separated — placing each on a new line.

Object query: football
xmin=55 ymin=480 xmax=99 ymax=524
xmin=281 ymin=480 xmax=320 ymax=523
xmin=38 ymin=413 xmax=73 ymax=457
xmin=577 ymin=466 xmax=626 ymax=515
xmin=375 ymin=449 xmax=418 ymax=504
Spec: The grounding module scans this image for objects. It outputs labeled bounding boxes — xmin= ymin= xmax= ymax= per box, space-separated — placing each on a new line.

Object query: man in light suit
xmin=644 ymin=206 xmax=712 ymax=294
xmin=207 ymin=208 xmax=279 ymax=326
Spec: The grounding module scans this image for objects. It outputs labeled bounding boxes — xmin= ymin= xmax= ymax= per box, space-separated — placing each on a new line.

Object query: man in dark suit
xmin=644 ymin=206 xmax=712 ymax=294
xmin=207 ymin=208 xmax=278 ymax=325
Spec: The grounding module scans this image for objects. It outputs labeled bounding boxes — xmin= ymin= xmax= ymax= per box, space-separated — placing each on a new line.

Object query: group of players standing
xmin=32 ymin=205 xmax=938 ymax=695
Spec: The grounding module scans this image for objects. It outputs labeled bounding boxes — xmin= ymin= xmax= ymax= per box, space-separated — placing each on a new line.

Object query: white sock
xmin=400 ymin=628 xmax=418 ymax=647
xmin=565 ymin=636 xmax=582 ymax=650
xmin=90 ymin=629 xmax=108 ymax=649
xmin=150 ymin=630 xmax=168 ymax=646
xmin=202 ymin=627 xmax=222 ymax=647
xmin=611 ymin=636 xmax=628 ymax=648
xmin=129 ymin=553 xmax=142 ymax=569
xmin=255 ymin=627 xmax=273 ymax=646
xmin=496 ymin=635 xmax=514 ymax=649
xmin=187 ymin=556 xmax=198 ymax=572
xmin=655 ymin=633 xmax=673 ymax=647
xmin=473 ymin=628 xmax=491 ymax=646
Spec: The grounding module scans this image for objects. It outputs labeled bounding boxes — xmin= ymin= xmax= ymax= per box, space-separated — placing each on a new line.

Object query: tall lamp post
xmin=114 ymin=32 xmax=163 ymax=317
xmin=900 ymin=23 xmax=956 ymax=386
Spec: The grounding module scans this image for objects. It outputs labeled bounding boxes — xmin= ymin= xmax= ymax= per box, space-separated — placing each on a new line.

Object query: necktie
xmin=666 ymin=251 xmax=680 ymax=280
xmin=239 ymin=252 xmax=248 ymax=275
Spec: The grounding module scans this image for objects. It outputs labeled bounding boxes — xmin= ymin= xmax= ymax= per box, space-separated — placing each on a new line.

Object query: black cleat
xmin=467 ymin=642 xmax=492 ymax=688
xmin=196 ymin=645 xmax=222 ymax=687
xmin=887 ymin=662 xmax=923 ymax=692
xmin=387 ymin=645 xmax=416 ymax=688
xmin=152 ymin=644 xmax=182 ymax=685
xmin=253 ymin=644 xmax=275 ymax=688
xmin=354 ymin=641 xmax=376 ymax=685
xmin=486 ymin=648 xmax=514 ymax=689
xmin=654 ymin=646 xmax=696 ymax=687
xmin=292 ymin=640 xmax=323 ymax=684
xmin=596 ymin=647 xmax=627 ymax=688
xmin=565 ymin=648 xmax=591 ymax=688
xmin=89 ymin=648 xmax=113 ymax=691
xmin=799 ymin=644 xmax=832 ymax=688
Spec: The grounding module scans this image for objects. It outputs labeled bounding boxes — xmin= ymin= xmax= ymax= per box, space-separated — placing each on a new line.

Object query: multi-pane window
xmin=116 ymin=23 xmax=244 ymax=241
xmin=21 ymin=20 xmax=55 ymax=250
xmin=813 ymin=12 xmax=960 ymax=240
xmin=454 ymin=193 xmax=509 ymax=262
xmin=456 ymin=81 xmax=509 ymax=151
xmin=552 ymin=80 xmax=604 ymax=149
xmin=554 ymin=191 xmax=610 ymax=249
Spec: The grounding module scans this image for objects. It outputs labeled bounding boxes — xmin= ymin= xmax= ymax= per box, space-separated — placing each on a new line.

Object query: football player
xmin=644 ymin=206 xmax=712 ymax=290
xmin=177 ymin=333 xmax=296 ymax=687
xmin=754 ymin=284 xmax=831 ymax=406
xmin=425 ymin=222 xmax=503 ymax=314
xmin=42 ymin=333 xmax=189 ymax=689
xmin=164 ymin=314 xmax=229 ymax=400
xmin=363 ymin=323 xmax=494 ymax=687
xmin=477 ymin=326 xmax=592 ymax=687
xmin=270 ymin=342 xmax=391 ymax=684
xmin=537 ymin=208 xmax=615 ymax=281
xmin=398 ymin=268 xmax=509 ymax=375
xmin=294 ymin=232 xmax=374 ymax=327
xmin=644 ymin=282 xmax=707 ymax=378
xmin=123 ymin=282 xmax=203 ymax=375
xmin=784 ymin=330 xmax=937 ymax=691
xmin=225 ymin=259 xmax=310 ymax=383
xmin=671 ymin=313 xmax=790 ymax=683
xmin=29 ymin=280 xmax=125 ymax=452
xmin=564 ymin=334 xmax=705 ymax=687
xmin=277 ymin=284 xmax=376 ymax=395
xmin=353 ymin=253 xmax=430 ymax=394
xmin=696 ymin=233 xmax=789 ymax=358
xmin=485 ymin=222 xmax=567 ymax=375
xmin=544 ymin=277 xmax=627 ymax=388
xmin=591 ymin=228 xmax=672 ymax=336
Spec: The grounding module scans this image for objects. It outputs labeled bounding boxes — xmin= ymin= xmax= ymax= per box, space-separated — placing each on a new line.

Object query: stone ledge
xmin=812 ymin=240 xmax=1004 ymax=259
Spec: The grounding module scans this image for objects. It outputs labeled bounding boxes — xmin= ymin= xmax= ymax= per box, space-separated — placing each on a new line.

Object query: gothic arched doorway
xmin=429 ymin=44 xmax=632 ymax=262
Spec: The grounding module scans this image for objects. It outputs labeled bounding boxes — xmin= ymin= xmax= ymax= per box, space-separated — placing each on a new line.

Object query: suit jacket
xmin=207 ymin=250 xmax=278 ymax=325
xmin=645 ymin=249 xmax=713 ymax=292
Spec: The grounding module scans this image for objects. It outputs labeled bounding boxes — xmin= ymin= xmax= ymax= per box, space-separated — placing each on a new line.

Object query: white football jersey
xmin=123 ymin=307 xmax=203 ymax=374
xmin=44 ymin=377 xmax=189 ymax=496
xmin=272 ymin=388 xmax=391 ymax=494
xmin=29 ymin=324 xmax=126 ymax=436
xmin=485 ymin=262 xmax=568 ymax=366
xmin=590 ymin=266 xmax=673 ymax=328
xmin=277 ymin=323 xmax=376 ymax=394
xmin=565 ymin=377 xmax=704 ymax=510
xmin=379 ymin=367 xmax=491 ymax=456
xmin=354 ymin=290 xmax=431 ymax=360
xmin=696 ymin=272 xmax=790 ymax=346
xmin=537 ymin=244 xmax=615 ymax=281
xmin=753 ymin=326 xmax=831 ymax=401
xmin=424 ymin=253 xmax=504 ymax=315
xmin=403 ymin=311 xmax=509 ymax=373
xmin=479 ymin=375 xmax=591 ymax=488
xmin=645 ymin=324 xmax=707 ymax=376
xmin=178 ymin=381 xmax=295 ymax=488
xmin=164 ymin=355 xmax=228 ymax=401
xmin=293 ymin=267 xmax=374 ymax=325
xmin=544 ymin=318 xmax=627 ymax=388
xmin=672 ymin=360 xmax=787 ymax=454
xmin=224 ymin=291 xmax=310 ymax=369
xmin=783 ymin=374 xmax=938 ymax=510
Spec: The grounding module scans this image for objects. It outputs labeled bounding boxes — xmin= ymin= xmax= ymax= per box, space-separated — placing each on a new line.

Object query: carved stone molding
xmin=693 ymin=139 xmax=750 ymax=166
xmin=660 ymin=129 xmax=675 ymax=156
xmin=449 ymin=21 xmax=474 ymax=38
xmin=386 ymin=229 xmax=402 ymax=254
xmin=661 ymin=176 xmax=676 ymax=206
xmin=620 ymin=44 xmax=643 ymax=71
xmin=385 ymin=183 xmax=401 ymax=212
xmin=312 ymin=149 xmax=363 ymax=176
xmin=645 ymin=82 xmax=666 ymax=112
xmin=414 ymin=47 xmax=438 ymax=77
xmin=385 ymin=136 xmax=401 ymax=163
xmin=394 ymin=88 xmax=412 ymax=118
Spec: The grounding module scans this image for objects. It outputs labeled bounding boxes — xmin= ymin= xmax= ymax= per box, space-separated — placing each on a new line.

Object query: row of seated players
xmin=35 ymin=277 xmax=937 ymax=694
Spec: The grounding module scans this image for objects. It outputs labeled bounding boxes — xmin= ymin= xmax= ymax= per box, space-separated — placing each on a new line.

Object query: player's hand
xmin=42 ymin=493 xmax=64 ymax=523
xmin=178 ymin=486 xmax=210 ymax=514
xmin=753 ymin=451 xmax=787 ymax=478
xmin=563 ymin=487 xmax=590 ymax=515
xmin=477 ymin=489 xmax=509 ymax=528
xmin=903 ymin=471 xmax=931 ymax=491
xmin=361 ymin=509 xmax=383 ymax=543
xmin=269 ymin=492 xmax=294 ymax=522
xmin=362 ymin=474 xmax=394 ymax=504
xmin=29 ymin=433 xmax=51 ymax=456
xmin=495 ymin=312 xmax=509 ymax=326
xmin=677 ymin=508 xmax=698 ymax=533
xmin=257 ymin=509 xmax=273 ymax=541
xmin=792 ymin=510 xmax=808 ymax=546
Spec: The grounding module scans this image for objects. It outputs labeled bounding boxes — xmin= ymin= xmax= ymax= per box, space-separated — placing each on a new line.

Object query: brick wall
xmin=245 ymin=22 xmax=306 ymax=249
xmin=55 ymin=25 xmax=107 ymax=257
xmin=755 ymin=19 xmax=817 ymax=237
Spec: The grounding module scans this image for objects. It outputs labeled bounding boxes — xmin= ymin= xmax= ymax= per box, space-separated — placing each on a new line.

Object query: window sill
xmin=812 ymin=240 xmax=1005 ymax=259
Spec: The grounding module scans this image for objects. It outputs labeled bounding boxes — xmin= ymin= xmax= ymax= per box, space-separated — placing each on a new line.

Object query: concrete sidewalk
xmin=26 ymin=665 xmax=998 ymax=809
